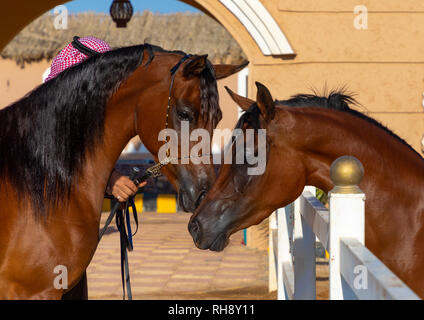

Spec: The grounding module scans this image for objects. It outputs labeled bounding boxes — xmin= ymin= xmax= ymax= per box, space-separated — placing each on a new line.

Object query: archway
xmin=0 ymin=0 xmax=294 ymax=68
xmin=0 ymin=0 xmax=296 ymax=154
xmin=181 ymin=0 xmax=294 ymax=57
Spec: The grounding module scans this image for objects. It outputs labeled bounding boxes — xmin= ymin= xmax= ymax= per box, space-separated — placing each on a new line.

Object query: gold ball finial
xmin=330 ymin=156 xmax=364 ymax=193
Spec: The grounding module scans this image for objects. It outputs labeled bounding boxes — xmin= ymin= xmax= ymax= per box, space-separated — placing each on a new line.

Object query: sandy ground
xmin=87 ymin=211 xmax=329 ymax=300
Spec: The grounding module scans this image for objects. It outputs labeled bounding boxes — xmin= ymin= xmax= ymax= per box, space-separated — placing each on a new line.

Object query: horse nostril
xmin=188 ymin=219 xmax=201 ymax=244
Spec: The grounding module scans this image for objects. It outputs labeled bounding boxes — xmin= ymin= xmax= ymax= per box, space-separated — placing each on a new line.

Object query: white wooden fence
xmin=268 ymin=157 xmax=420 ymax=300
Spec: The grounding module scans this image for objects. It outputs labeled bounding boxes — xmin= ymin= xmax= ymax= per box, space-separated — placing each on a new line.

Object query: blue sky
xmin=61 ymin=0 xmax=199 ymax=14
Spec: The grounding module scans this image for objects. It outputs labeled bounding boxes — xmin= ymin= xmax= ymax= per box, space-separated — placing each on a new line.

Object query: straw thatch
xmin=1 ymin=11 xmax=246 ymax=67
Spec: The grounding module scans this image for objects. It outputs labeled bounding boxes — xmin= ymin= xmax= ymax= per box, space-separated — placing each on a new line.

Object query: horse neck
xmin=79 ymin=73 xmax=147 ymax=205
xmin=280 ymin=107 xmax=424 ymax=195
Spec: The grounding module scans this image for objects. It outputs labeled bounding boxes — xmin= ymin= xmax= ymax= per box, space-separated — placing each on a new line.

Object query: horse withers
xmin=189 ymin=82 xmax=424 ymax=298
xmin=0 ymin=43 xmax=247 ymax=299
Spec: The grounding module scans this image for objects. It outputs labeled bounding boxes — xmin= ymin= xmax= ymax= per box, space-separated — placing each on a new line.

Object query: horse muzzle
xmin=188 ymin=216 xmax=231 ymax=252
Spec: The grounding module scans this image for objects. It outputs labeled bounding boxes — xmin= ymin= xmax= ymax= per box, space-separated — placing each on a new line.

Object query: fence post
xmin=269 ymin=212 xmax=277 ymax=292
xmin=277 ymin=205 xmax=294 ymax=300
xmin=293 ymin=187 xmax=316 ymax=299
xmin=329 ymin=156 xmax=365 ymax=300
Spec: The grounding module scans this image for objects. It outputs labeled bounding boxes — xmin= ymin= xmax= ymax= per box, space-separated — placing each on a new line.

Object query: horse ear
xmin=225 ymin=86 xmax=254 ymax=111
xmin=255 ymin=82 xmax=275 ymax=121
xmin=183 ymin=55 xmax=208 ymax=78
xmin=214 ymin=61 xmax=249 ymax=80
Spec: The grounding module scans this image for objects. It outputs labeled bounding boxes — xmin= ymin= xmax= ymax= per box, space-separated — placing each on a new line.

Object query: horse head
xmin=188 ymin=82 xmax=305 ymax=251
xmin=128 ymin=47 xmax=248 ymax=212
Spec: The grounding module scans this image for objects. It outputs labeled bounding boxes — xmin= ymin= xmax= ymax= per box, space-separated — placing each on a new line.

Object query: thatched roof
xmin=1 ymin=11 xmax=246 ymax=67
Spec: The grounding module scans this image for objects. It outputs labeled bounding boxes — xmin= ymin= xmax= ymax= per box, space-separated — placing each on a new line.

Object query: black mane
xmin=0 ymin=43 xmax=221 ymax=217
xmin=279 ymin=91 xmax=421 ymax=155
xmin=236 ymin=90 xmax=421 ymax=159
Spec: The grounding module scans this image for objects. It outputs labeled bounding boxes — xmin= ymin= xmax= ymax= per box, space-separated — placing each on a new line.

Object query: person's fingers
xmin=115 ymin=183 xmax=135 ymax=197
xmin=124 ymin=181 xmax=138 ymax=194
xmin=119 ymin=177 xmax=138 ymax=193
xmin=138 ymin=181 xmax=147 ymax=188
xmin=114 ymin=191 xmax=128 ymax=202
xmin=112 ymin=176 xmax=145 ymax=200
xmin=113 ymin=183 xmax=133 ymax=197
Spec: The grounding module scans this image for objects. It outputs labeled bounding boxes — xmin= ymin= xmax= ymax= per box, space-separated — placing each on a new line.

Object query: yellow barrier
xmin=134 ymin=194 xmax=143 ymax=213
xmin=102 ymin=194 xmax=176 ymax=214
xmin=102 ymin=198 xmax=111 ymax=212
xmin=157 ymin=194 xmax=177 ymax=213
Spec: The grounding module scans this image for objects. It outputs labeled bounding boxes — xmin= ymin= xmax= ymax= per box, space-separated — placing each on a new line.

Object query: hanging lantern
xmin=110 ymin=0 xmax=134 ymax=28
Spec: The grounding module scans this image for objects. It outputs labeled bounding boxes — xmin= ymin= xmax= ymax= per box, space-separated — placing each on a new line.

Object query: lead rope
xmin=99 ymin=159 xmax=172 ymax=299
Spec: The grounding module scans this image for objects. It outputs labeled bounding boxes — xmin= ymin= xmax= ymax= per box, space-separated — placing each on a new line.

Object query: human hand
xmin=107 ymin=171 xmax=147 ymax=202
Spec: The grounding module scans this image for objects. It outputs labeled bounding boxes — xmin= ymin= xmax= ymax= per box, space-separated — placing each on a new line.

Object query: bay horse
xmin=189 ymin=82 xmax=424 ymax=298
xmin=0 ymin=43 xmax=246 ymax=299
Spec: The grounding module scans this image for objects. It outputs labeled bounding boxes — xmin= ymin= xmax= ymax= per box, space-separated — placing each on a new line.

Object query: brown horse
xmin=189 ymin=82 xmax=424 ymax=298
xmin=0 ymin=43 xmax=246 ymax=299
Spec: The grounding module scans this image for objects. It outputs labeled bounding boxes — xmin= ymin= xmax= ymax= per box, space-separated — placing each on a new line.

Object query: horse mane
xmin=279 ymin=91 xmax=423 ymax=158
xmin=236 ymin=89 xmax=421 ymax=159
xmin=0 ymin=43 xmax=221 ymax=217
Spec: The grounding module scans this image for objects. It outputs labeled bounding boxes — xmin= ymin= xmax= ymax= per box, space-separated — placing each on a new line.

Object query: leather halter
xmin=164 ymin=54 xmax=192 ymax=156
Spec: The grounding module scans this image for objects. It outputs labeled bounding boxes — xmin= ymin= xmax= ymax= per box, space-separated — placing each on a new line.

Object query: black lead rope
xmin=115 ymin=199 xmax=137 ymax=300
xmin=99 ymin=197 xmax=135 ymax=299
xmin=99 ymin=167 xmax=140 ymax=300
xmin=98 ymin=160 xmax=171 ymax=300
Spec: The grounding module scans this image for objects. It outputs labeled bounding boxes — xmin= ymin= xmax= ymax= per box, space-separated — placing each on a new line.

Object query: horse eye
xmin=177 ymin=110 xmax=191 ymax=121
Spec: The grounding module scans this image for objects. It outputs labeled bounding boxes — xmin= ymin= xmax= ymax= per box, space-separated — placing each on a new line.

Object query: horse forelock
xmin=199 ymin=60 xmax=222 ymax=129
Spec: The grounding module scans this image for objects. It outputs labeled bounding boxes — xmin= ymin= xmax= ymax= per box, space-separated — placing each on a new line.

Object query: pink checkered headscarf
xmin=44 ymin=36 xmax=111 ymax=82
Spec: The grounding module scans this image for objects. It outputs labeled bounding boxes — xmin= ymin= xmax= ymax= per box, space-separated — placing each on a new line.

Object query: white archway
xmin=218 ymin=0 xmax=294 ymax=56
